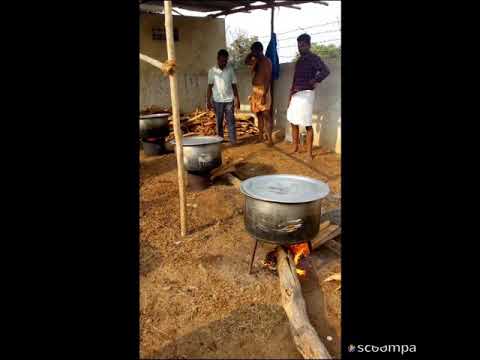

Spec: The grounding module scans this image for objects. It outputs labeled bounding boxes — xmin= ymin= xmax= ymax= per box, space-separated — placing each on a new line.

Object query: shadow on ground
xmin=149 ymin=303 xmax=300 ymax=359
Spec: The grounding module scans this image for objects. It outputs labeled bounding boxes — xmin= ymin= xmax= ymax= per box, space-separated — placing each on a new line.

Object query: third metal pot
xmin=142 ymin=138 xmax=165 ymax=156
xmin=139 ymin=113 xmax=170 ymax=138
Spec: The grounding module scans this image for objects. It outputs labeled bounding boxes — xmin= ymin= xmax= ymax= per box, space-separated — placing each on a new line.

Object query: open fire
xmin=262 ymin=243 xmax=311 ymax=276
xmin=289 ymin=243 xmax=310 ymax=277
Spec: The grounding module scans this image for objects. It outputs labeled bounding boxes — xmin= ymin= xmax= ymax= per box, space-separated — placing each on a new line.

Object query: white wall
xmin=140 ymin=14 xmax=226 ymax=112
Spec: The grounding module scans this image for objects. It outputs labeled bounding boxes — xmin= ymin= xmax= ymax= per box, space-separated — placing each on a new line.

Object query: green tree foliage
xmin=294 ymin=43 xmax=341 ymax=61
xmin=227 ymin=30 xmax=259 ymax=69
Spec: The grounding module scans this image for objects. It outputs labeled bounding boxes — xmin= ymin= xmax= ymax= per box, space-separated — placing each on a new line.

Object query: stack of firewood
xmin=139 ymin=106 xmax=260 ymax=142
xmin=229 ymin=113 xmax=260 ymax=141
xmin=164 ymin=109 xmax=259 ymax=142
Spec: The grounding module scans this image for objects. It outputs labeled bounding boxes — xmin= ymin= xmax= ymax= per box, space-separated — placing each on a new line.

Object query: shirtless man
xmin=245 ymin=42 xmax=273 ymax=146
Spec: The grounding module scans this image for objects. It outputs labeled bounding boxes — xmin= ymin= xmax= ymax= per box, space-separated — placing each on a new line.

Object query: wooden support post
xmin=270 ymin=0 xmax=275 ymax=123
xmin=164 ymin=0 xmax=187 ymax=236
xmin=139 ymin=53 xmax=175 ymax=76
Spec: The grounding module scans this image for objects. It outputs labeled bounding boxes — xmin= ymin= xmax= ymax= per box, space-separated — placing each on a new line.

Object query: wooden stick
xmin=139 ymin=53 xmax=175 ymax=76
xmin=184 ymin=111 xmax=208 ymax=125
xmin=324 ymin=240 xmax=341 ymax=256
xmin=210 ymin=158 xmax=245 ymax=176
xmin=164 ymin=0 xmax=187 ymax=236
xmin=237 ymin=133 xmax=257 ymax=140
xmin=319 ymin=220 xmax=330 ymax=232
xmin=223 ymin=173 xmax=242 ymax=189
xmin=210 ymin=164 xmax=239 ymax=181
xmin=168 ymin=115 xmax=189 ymax=122
xmin=312 ymin=225 xmax=341 ymax=250
xmin=276 ymin=247 xmax=332 ymax=359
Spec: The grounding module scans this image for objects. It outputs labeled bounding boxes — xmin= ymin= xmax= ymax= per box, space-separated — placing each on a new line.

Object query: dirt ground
xmin=140 ymin=140 xmax=341 ymax=359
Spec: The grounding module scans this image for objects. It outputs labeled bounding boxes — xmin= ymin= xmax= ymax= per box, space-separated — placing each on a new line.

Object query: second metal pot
xmin=172 ymin=136 xmax=223 ymax=174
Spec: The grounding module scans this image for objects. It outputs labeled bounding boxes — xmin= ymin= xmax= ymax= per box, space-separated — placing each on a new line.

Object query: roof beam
xmin=281 ymin=5 xmax=301 ymax=10
xmin=172 ymin=8 xmax=184 ymax=16
xmin=209 ymin=1 xmax=327 ymax=18
xmin=174 ymin=0 xmax=240 ymax=11
xmin=275 ymin=1 xmax=328 ymax=8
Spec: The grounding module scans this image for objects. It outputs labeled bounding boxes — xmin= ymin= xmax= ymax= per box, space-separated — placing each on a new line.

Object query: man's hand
xmin=261 ymin=94 xmax=267 ymax=106
xmin=234 ymin=97 xmax=240 ymax=111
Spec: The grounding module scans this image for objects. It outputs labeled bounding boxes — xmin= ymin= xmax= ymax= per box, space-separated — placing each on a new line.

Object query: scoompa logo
xmin=348 ymin=344 xmax=416 ymax=355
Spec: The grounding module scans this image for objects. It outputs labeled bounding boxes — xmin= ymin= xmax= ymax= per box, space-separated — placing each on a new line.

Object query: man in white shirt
xmin=207 ymin=49 xmax=240 ymax=145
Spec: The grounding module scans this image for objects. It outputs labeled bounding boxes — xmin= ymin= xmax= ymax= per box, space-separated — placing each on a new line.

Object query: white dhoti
xmin=287 ymin=90 xmax=315 ymax=127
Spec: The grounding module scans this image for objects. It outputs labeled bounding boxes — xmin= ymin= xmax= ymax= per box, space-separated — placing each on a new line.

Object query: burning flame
xmin=289 ymin=243 xmax=310 ymax=276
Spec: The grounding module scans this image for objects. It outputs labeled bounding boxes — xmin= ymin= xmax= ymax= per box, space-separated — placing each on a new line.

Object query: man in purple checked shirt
xmin=287 ymin=33 xmax=330 ymax=161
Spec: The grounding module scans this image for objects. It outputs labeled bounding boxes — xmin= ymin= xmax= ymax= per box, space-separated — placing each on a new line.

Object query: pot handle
xmin=256 ymin=218 xmax=304 ymax=234
xmin=276 ymin=219 xmax=303 ymax=233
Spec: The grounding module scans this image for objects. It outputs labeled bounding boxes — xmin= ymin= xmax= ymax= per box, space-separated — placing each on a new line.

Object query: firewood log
xmin=210 ymin=158 xmax=246 ymax=180
xmin=276 ymin=247 xmax=332 ymax=359
xmin=312 ymin=225 xmax=341 ymax=250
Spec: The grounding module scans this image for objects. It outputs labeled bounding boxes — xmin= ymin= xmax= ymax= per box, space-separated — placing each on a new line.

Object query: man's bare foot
xmin=288 ymin=146 xmax=299 ymax=154
xmin=305 ymin=154 xmax=314 ymax=162
xmin=266 ymin=139 xmax=273 ymax=147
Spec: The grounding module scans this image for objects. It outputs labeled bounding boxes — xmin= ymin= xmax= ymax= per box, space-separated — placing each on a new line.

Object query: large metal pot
xmin=240 ymin=174 xmax=330 ymax=245
xmin=172 ymin=136 xmax=223 ymax=174
xmin=140 ymin=113 xmax=170 ymax=138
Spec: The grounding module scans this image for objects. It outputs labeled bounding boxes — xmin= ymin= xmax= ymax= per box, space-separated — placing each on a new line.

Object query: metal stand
xmin=249 ymin=239 xmax=258 ymax=274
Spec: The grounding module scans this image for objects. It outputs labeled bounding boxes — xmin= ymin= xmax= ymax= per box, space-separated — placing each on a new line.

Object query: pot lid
xmin=140 ymin=113 xmax=170 ymax=119
xmin=240 ymin=174 xmax=329 ymax=204
xmin=171 ymin=136 xmax=224 ymax=146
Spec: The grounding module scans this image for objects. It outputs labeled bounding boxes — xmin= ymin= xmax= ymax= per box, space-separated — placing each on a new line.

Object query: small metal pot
xmin=140 ymin=113 xmax=170 ymax=138
xmin=172 ymin=136 xmax=223 ymax=174
xmin=142 ymin=138 xmax=165 ymax=156
xmin=240 ymin=175 xmax=330 ymax=245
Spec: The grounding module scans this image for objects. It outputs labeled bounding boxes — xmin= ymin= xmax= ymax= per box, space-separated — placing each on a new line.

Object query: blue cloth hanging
xmin=265 ymin=33 xmax=280 ymax=80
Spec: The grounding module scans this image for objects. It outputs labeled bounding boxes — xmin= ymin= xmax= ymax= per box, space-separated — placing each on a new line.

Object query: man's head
xmin=250 ymin=42 xmax=264 ymax=57
xmin=217 ymin=49 xmax=229 ymax=69
xmin=245 ymin=52 xmax=258 ymax=71
xmin=297 ymin=33 xmax=311 ymax=55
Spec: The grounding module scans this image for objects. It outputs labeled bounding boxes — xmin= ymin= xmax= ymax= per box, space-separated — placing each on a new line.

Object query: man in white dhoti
xmin=287 ymin=33 xmax=330 ymax=161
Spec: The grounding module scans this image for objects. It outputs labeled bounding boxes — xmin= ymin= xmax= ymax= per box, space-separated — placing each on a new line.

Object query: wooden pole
xmin=139 ymin=53 xmax=175 ymax=76
xmin=164 ymin=0 xmax=187 ymax=236
xmin=270 ymin=1 xmax=275 ymax=123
